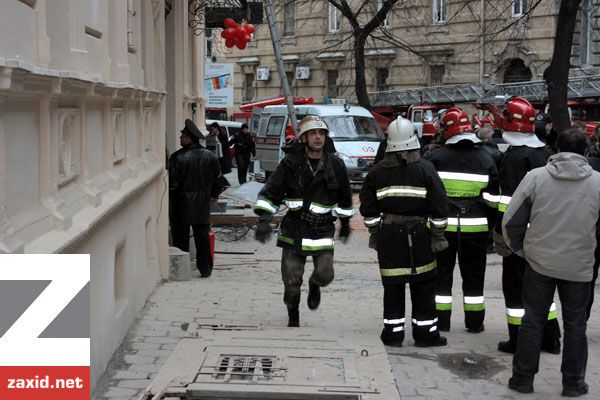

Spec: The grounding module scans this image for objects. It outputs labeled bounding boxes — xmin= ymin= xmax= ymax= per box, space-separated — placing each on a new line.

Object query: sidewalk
xmin=93 ymin=172 xmax=600 ymax=399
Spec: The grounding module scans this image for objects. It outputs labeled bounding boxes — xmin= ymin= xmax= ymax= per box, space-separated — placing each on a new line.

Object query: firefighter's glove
xmin=430 ymin=227 xmax=449 ymax=253
xmin=339 ymin=219 xmax=351 ymax=244
xmin=493 ymin=230 xmax=512 ymax=257
xmin=255 ymin=214 xmax=273 ymax=243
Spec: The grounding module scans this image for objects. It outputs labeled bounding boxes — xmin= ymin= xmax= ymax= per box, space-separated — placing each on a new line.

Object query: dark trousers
xmin=172 ymin=224 xmax=213 ymax=276
xmin=281 ymin=248 xmax=334 ymax=307
xmin=513 ymin=266 xmax=590 ymax=389
xmin=436 ymin=232 xmax=487 ymax=330
xmin=502 ymin=253 xmax=561 ymax=345
xmin=382 ymin=276 xmax=441 ymax=343
xmin=235 ymin=154 xmax=251 ymax=184
xmin=586 ymin=242 xmax=600 ymax=320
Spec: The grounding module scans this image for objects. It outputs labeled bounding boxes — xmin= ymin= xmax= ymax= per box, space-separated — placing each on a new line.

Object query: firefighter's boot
xmin=307 ymin=280 xmax=321 ymax=310
xmin=287 ymin=304 xmax=300 ymax=327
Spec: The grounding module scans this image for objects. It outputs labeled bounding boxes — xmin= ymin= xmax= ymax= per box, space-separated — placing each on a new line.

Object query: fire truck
xmin=368 ymin=75 xmax=600 ymax=136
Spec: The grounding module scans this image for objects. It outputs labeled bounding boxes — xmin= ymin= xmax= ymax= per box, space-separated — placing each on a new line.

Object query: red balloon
xmin=225 ymin=39 xmax=235 ymax=48
xmin=236 ymin=40 xmax=247 ymax=50
xmin=244 ymin=24 xmax=255 ymax=34
xmin=224 ymin=18 xmax=236 ymax=29
xmin=236 ymin=25 xmax=246 ymax=39
xmin=222 ymin=27 xmax=236 ymax=40
xmin=220 ymin=29 xmax=227 ymax=39
xmin=244 ymin=34 xmax=252 ymax=43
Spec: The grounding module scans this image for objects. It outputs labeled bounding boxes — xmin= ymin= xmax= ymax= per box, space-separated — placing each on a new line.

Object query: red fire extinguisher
xmin=209 ymin=230 xmax=215 ymax=264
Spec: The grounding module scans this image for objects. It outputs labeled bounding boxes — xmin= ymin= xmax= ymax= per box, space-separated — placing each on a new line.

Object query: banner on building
xmin=0 ymin=254 xmax=90 ymax=400
xmin=205 ymin=63 xmax=234 ymax=108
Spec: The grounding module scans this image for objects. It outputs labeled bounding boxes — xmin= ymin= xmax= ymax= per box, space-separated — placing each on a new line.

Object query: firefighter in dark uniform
xmin=360 ymin=117 xmax=450 ymax=347
xmin=426 ymin=107 xmax=499 ymax=333
xmin=494 ymin=97 xmax=561 ymax=354
xmin=254 ymin=115 xmax=354 ymax=327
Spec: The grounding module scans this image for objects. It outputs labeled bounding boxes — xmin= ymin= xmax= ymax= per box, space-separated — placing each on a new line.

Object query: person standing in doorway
xmin=169 ymin=119 xmax=222 ymax=278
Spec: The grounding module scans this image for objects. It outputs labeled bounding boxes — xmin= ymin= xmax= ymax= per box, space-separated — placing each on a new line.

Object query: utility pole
xmin=264 ymin=0 xmax=298 ymax=135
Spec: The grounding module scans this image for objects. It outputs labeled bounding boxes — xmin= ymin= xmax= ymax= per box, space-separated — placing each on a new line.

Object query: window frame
xmin=283 ymin=0 xmax=295 ymax=37
xmin=432 ymin=0 xmax=446 ymax=24
xmin=243 ymin=73 xmax=255 ymax=102
xmin=328 ymin=3 xmax=340 ymax=33
xmin=376 ymin=67 xmax=389 ymax=92
xmin=512 ymin=0 xmax=526 ymax=17
xmin=430 ymin=65 xmax=445 ymax=86
xmin=327 ymin=69 xmax=339 ymax=98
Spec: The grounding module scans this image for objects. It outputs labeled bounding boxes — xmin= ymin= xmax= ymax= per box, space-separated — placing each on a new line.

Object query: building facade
xmin=220 ymin=0 xmax=599 ymax=109
xmin=0 ymin=0 xmax=208 ymax=392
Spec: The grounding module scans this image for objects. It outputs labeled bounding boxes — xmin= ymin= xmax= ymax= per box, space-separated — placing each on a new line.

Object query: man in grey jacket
xmin=502 ymin=129 xmax=600 ymax=397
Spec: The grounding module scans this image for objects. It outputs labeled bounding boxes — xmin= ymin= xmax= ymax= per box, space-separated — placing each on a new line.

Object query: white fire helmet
xmin=386 ymin=117 xmax=420 ymax=152
xmin=298 ymin=115 xmax=329 ymax=137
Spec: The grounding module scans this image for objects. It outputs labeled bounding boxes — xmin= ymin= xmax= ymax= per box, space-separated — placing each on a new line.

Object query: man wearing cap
xmin=493 ymin=97 xmax=561 ymax=354
xmin=253 ymin=115 xmax=353 ymax=327
xmin=360 ymin=117 xmax=449 ymax=347
xmin=169 ymin=119 xmax=222 ymax=278
xmin=425 ymin=107 xmax=499 ymax=333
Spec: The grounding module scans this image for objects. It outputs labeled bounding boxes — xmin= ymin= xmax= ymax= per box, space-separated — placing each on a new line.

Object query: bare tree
xmin=327 ymin=0 xmax=400 ymax=107
xmin=544 ymin=0 xmax=582 ymax=133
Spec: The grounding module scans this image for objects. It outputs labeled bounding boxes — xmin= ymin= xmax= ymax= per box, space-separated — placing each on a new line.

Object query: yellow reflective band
xmin=380 ymin=260 xmax=437 ymax=277
xmin=376 ymin=186 xmax=427 ymax=199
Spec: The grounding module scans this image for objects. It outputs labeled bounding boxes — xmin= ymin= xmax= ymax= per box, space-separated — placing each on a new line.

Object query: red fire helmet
xmin=503 ymin=97 xmax=536 ymax=133
xmin=442 ymin=107 xmax=473 ymax=140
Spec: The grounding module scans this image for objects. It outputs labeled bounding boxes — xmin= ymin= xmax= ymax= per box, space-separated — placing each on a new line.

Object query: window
xmin=327 ymin=70 xmax=339 ymax=98
xmin=243 ymin=73 xmax=254 ymax=102
xmin=377 ymin=0 xmax=390 ymax=28
xmin=85 ymin=0 xmax=103 ymax=38
xmin=328 ymin=3 xmax=340 ymax=33
xmin=580 ymin=0 xmax=592 ymax=65
xmin=512 ymin=0 xmax=526 ymax=17
xmin=430 ymin=65 xmax=445 ymax=86
xmin=266 ymin=116 xmax=286 ymax=137
xmin=376 ymin=68 xmax=389 ymax=91
xmin=283 ymin=0 xmax=295 ymax=37
xmin=127 ymin=0 xmax=137 ymax=53
xmin=433 ymin=0 xmax=446 ymax=24
xmin=57 ymin=109 xmax=81 ymax=186
xmin=206 ymin=29 xmax=214 ymax=58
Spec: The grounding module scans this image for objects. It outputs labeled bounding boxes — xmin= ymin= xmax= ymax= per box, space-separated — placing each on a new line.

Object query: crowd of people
xmin=167 ymin=98 xmax=599 ymax=397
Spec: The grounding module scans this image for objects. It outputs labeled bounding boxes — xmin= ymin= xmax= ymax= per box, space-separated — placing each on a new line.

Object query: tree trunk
xmin=544 ymin=0 xmax=582 ymax=133
xmin=354 ymin=32 xmax=370 ymax=108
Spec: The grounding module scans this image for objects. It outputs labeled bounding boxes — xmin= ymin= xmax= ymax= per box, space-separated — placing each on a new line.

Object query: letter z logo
xmin=0 ymin=254 xmax=90 ymax=366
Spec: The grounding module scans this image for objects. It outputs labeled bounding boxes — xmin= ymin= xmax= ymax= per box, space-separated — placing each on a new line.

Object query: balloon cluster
xmin=221 ymin=18 xmax=255 ymax=50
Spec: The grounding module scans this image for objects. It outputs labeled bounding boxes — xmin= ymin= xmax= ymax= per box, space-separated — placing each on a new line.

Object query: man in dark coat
xmin=230 ymin=123 xmax=256 ymax=184
xmin=170 ymin=119 xmax=222 ymax=277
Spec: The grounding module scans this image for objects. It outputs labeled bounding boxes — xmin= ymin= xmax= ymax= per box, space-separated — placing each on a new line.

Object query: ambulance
xmin=253 ymin=104 xmax=384 ymax=182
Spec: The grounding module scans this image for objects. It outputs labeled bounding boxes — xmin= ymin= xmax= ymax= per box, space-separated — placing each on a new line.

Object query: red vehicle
xmin=564 ymin=99 xmax=600 ymax=136
xmin=370 ymin=103 xmax=452 ymax=144
xmin=232 ymin=96 xmax=315 ymax=128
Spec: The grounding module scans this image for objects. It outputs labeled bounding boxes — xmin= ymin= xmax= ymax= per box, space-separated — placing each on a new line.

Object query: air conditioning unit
xmin=295 ymin=66 xmax=310 ymax=80
xmin=256 ymin=67 xmax=270 ymax=81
